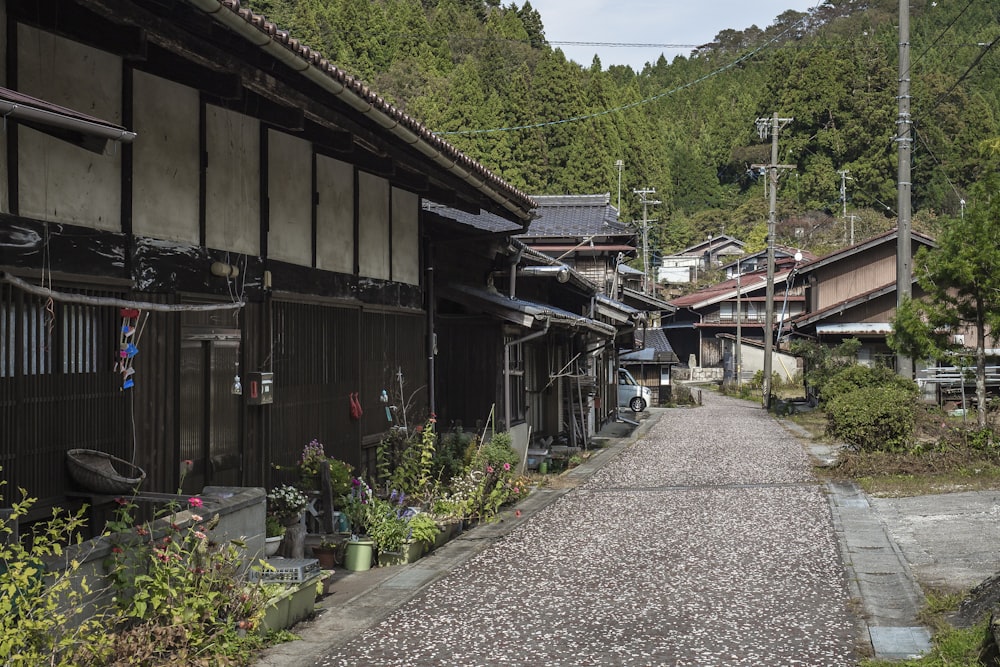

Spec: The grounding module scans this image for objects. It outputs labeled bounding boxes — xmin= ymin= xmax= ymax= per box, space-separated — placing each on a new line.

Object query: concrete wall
xmin=133 ymin=71 xmax=200 ymax=244
xmin=316 ymin=155 xmax=354 ymax=274
xmin=267 ymin=130 xmax=313 ymax=265
xmin=16 ymin=26 xmax=121 ymax=229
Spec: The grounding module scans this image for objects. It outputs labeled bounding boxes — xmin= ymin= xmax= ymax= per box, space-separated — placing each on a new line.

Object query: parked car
xmin=618 ymin=367 xmax=651 ymax=413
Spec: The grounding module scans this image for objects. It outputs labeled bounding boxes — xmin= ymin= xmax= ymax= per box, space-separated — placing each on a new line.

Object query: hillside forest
xmin=244 ymin=0 xmax=999 ymax=260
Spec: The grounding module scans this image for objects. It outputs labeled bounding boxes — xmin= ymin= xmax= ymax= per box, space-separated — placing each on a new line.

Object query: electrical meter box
xmin=246 ymin=372 xmax=274 ymax=405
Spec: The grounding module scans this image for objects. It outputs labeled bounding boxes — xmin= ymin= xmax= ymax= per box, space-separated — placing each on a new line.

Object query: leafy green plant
xmin=104 ymin=494 xmax=276 ymax=665
xmin=265 ymin=514 xmax=286 ymax=538
xmin=406 ymin=512 xmax=441 ymax=546
xmin=376 ymin=418 xmax=439 ymax=505
xmin=0 ymin=481 xmax=115 ymax=665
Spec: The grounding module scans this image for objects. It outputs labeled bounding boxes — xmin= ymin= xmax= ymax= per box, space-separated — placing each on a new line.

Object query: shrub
xmin=821 ymin=364 xmax=918 ymax=407
xmin=826 ymin=385 xmax=916 ymax=451
xmin=0 ymin=484 xmax=115 ymax=665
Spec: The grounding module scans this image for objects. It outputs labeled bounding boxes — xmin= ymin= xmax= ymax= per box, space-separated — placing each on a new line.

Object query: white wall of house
xmin=267 ymin=129 xmax=313 ymax=265
xmin=316 ymin=155 xmax=354 ymax=274
xmin=16 ymin=26 xmax=121 ymax=230
xmin=391 ymin=188 xmax=419 ymax=284
xmin=358 ymin=172 xmax=390 ymax=280
xmin=205 ymin=106 xmax=260 ymax=256
xmin=133 ymin=72 xmax=200 ymax=244
xmin=4 ymin=20 xmax=424 ymax=285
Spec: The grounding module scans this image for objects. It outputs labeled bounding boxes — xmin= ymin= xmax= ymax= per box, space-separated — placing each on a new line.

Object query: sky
xmin=526 ymin=0 xmax=825 ymax=71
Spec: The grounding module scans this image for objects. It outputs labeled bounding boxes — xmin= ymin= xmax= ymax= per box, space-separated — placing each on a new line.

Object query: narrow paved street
xmin=320 ymin=392 xmax=859 ymax=666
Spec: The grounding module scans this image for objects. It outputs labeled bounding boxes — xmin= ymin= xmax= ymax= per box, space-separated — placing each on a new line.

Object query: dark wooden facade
xmin=0 ymin=0 xmax=533 ymax=522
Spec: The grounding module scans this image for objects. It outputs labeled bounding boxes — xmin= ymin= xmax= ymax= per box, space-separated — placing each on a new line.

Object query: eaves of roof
xmin=795 ymin=228 xmax=936 ymax=275
xmin=439 ymin=283 xmax=616 ymax=337
xmin=791 ymin=281 xmax=900 ymax=328
xmin=189 ymin=0 xmax=536 ymax=223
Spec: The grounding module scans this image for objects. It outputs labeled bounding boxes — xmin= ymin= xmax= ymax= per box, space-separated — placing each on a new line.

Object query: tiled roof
xmin=422 ymin=201 xmax=523 ymax=234
xmin=667 ymin=269 xmax=792 ymax=309
xmin=199 ymin=0 xmax=536 ymax=220
xmin=519 ymin=193 xmax=632 ymax=238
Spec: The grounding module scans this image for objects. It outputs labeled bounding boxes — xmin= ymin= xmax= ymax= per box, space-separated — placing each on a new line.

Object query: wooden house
xmin=664 ymin=255 xmax=805 ymax=378
xmin=787 ymin=228 xmax=936 ymax=368
xmin=424 ymin=201 xmax=637 ymax=456
xmin=657 ymin=235 xmax=745 ymax=284
xmin=0 ymin=0 xmax=534 ymax=524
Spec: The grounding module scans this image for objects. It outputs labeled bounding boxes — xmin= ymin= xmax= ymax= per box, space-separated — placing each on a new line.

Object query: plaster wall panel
xmin=358 ymin=172 xmax=390 ymax=280
xmin=316 ymin=154 xmax=354 ymax=274
xmin=205 ymin=105 xmax=259 ymax=255
xmin=266 ymin=129 xmax=312 ymax=266
xmin=0 ymin=3 xmax=6 ymax=214
xmin=132 ymin=71 xmax=199 ymax=243
xmin=17 ymin=26 xmax=121 ymax=230
xmin=391 ymin=187 xmax=419 ymax=285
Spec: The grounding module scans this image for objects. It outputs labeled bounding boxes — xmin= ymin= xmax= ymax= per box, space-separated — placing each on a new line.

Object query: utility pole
xmin=633 ymin=188 xmax=660 ymax=294
xmin=735 ymin=268 xmax=742 ymax=388
xmin=615 ymin=160 xmax=624 ymax=212
xmin=838 ymin=169 xmax=853 ymax=243
xmin=753 ymin=112 xmax=794 ymax=410
xmin=896 ymin=0 xmax=913 ymax=380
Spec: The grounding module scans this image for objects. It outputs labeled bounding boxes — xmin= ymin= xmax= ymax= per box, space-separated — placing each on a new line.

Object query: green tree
xmin=888 ymin=175 xmax=1000 ymax=428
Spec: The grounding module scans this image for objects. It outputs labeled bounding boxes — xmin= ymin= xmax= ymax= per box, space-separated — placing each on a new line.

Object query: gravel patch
xmin=318 ymin=391 xmax=858 ymax=666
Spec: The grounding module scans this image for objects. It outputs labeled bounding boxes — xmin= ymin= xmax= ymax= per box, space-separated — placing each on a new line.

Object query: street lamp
xmin=960 ymin=198 xmax=966 ymax=220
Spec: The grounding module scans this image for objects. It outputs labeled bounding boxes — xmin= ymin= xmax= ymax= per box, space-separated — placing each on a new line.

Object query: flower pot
xmin=311 ymin=546 xmax=338 ymax=570
xmin=264 ymin=535 xmax=283 ymax=557
xmin=343 ymin=538 xmax=374 ymax=571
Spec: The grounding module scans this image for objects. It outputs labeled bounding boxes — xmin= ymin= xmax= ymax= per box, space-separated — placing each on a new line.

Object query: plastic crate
xmin=255 ymin=557 xmax=321 ymax=583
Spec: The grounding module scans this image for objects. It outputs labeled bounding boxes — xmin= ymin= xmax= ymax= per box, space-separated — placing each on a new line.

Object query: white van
xmin=618 ymin=367 xmax=651 ymax=413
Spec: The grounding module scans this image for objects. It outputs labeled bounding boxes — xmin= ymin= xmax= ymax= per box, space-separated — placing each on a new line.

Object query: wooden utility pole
xmin=896 ymin=0 xmax=913 ymax=379
xmin=753 ymin=113 xmax=794 ymax=410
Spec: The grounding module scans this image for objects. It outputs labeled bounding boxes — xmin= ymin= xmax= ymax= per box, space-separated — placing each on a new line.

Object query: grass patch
xmin=859 ymin=621 xmax=988 ymax=667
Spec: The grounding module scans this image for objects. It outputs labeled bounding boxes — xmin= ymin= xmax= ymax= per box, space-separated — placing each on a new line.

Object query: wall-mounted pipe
xmin=0 ymin=99 xmax=136 ymax=143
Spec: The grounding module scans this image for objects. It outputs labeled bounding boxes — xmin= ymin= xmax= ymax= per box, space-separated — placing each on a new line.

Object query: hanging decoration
xmin=349 ymin=392 xmax=363 ymax=420
xmin=116 ymin=308 xmax=141 ymax=390
xmin=380 ymin=389 xmax=391 ymax=422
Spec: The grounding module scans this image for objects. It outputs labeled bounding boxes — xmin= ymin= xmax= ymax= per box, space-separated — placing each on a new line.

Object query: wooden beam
xmin=9 ymin=0 xmax=147 ymax=59
xmin=137 ymin=43 xmax=241 ymax=100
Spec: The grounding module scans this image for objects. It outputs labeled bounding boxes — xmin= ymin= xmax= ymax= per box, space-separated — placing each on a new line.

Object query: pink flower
xmin=487 ymin=466 xmax=494 ymax=474
xmin=188 ymin=497 xmax=203 ymax=508
xmin=194 ymin=531 xmax=207 ymax=540
xmin=503 ymin=462 xmax=511 ymax=471
xmin=513 ymin=487 xmax=520 ymax=494
xmin=190 ymin=514 xmax=203 ymax=522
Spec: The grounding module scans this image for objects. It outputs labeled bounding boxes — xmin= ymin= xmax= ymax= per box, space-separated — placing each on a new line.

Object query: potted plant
xmin=310 ymin=538 xmax=340 ymax=569
xmin=297 ymin=439 xmax=353 ymax=497
xmin=266 ymin=484 xmax=309 ymax=527
xmin=264 ymin=514 xmax=285 ymax=557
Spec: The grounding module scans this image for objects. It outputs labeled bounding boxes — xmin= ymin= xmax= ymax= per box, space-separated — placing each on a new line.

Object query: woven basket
xmin=66 ymin=449 xmax=146 ymax=495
